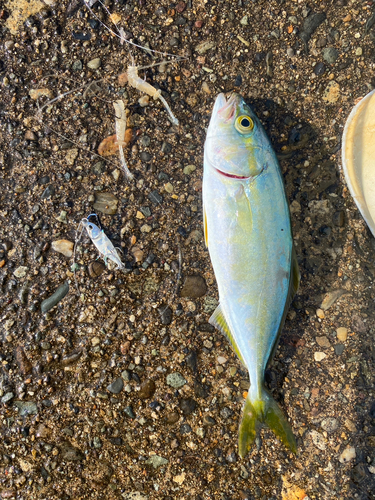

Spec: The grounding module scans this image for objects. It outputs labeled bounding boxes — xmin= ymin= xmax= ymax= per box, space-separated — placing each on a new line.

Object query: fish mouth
xmin=215 ymin=93 xmax=241 ymax=122
xmin=214 ymin=166 xmax=249 ymax=180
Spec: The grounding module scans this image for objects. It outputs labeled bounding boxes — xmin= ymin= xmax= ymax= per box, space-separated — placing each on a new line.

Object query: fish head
xmin=205 ymin=93 xmax=268 ymax=179
xmin=82 ymin=220 xmax=101 ymax=240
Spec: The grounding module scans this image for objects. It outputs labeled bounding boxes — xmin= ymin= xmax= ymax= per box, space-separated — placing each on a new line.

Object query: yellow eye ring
xmin=235 ymin=115 xmax=254 ymax=134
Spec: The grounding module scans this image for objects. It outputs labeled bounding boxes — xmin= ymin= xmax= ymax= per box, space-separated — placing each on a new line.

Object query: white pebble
xmin=339 ymin=446 xmax=356 ymax=463
xmin=314 ymin=352 xmax=326 ymax=362
xmin=138 ymin=95 xmax=150 ymax=107
xmin=52 ymin=239 xmax=74 ymax=258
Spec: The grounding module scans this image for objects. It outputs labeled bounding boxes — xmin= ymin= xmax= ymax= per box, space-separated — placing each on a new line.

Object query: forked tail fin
xmin=238 ymin=388 xmax=297 ymax=457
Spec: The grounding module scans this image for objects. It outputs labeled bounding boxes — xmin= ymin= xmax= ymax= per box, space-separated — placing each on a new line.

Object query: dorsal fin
xmin=203 ymin=205 xmax=208 ymax=247
xmin=209 ymin=305 xmax=246 ymax=366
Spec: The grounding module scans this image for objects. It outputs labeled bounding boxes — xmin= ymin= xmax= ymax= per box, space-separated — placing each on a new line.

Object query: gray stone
xmin=158 ymin=305 xmax=172 ymax=325
xmin=300 ymin=12 xmax=326 ymax=45
xmin=14 ymin=401 xmax=38 ymax=416
xmin=148 ymin=190 xmax=163 ymax=205
xmin=166 ymin=372 xmax=186 ymax=389
xmin=121 ymin=370 xmax=131 ymax=382
xmin=72 ymin=60 xmax=83 ymax=71
xmin=140 ymin=151 xmax=152 ymax=162
xmin=323 ymin=47 xmax=339 ymax=64
xmin=124 ymin=406 xmax=135 ymax=418
xmin=203 ymin=296 xmax=218 ymax=314
xmin=335 ymin=344 xmax=345 ymax=355
xmin=41 ymin=282 xmax=69 ymax=313
xmin=321 ymin=417 xmax=339 ymax=433
xmin=180 ymin=423 xmax=192 ymax=434
xmin=145 ymin=455 xmax=168 ymax=469
xmin=107 ymin=378 xmax=124 ymax=394
xmin=93 ymin=437 xmax=102 ymax=449
xmin=1 ymin=392 xmax=14 ymax=404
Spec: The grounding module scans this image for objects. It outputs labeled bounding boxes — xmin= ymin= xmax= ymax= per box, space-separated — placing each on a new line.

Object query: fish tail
xmin=238 ymin=388 xmax=297 ymax=457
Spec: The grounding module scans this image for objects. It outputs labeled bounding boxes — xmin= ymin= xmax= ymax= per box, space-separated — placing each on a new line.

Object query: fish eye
xmin=235 ymin=115 xmax=254 ymax=134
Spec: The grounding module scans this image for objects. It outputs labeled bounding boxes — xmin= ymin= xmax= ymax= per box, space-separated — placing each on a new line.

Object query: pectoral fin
xmin=209 ymin=305 xmax=245 ymax=366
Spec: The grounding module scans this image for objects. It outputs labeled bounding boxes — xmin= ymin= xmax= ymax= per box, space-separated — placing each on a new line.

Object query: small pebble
xmin=336 ymin=327 xmax=348 ymax=341
xmin=179 ymin=397 xmax=196 ymax=415
xmin=29 ymin=88 xmax=53 ymax=100
xmin=124 ymin=406 xmax=135 ymax=419
xmin=87 ymin=58 xmax=101 ymax=70
xmin=41 ymin=282 xmax=69 ymax=313
xmin=335 ymin=344 xmax=345 ymax=356
xmin=314 ymin=352 xmax=326 ymax=362
xmin=316 ymin=308 xmax=325 ymax=319
xmin=166 ymin=372 xmax=186 ymax=389
xmin=13 ymin=266 xmax=28 ymax=278
xmin=322 ymin=47 xmax=339 ymax=64
xmin=145 ymin=455 xmax=168 ymax=469
xmin=180 ymin=275 xmax=207 ymax=298
xmin=14 ymin=401 xmax=38 ymax=416
xmin=138 ymin=379 xmax=156 ymax=399
xmin=316 ymin=336 xmax=331 ymax=348
xmin=339 ymin=446 xmax=356 ymax=463
xmin=310 ymin=430 xmax=326 ymax=450
xmin=313 ymin=62 xmax=326 ymax=75
xmin=88 ymin=261 xmax=106 ymax=278
xmin=195 ymin=40 xmax=216 ymax=55
xmin=107 ymin=378 xmax=124 ymax=394
xmin=72 ymin=60 xmax=83 ymax=71
xmin=321 ymin=417 xmax=338 ymax=433
xmin=183 ymin=164 xmax=196 ymax=175
xmin=52 ymin=239 xmax=74 ymax=258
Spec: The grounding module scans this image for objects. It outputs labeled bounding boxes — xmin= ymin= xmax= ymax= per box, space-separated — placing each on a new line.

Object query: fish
xmin=202 ymin=93 xmax=300 ymax=457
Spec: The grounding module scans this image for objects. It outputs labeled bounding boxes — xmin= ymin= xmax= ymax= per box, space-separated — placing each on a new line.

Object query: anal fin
xmin=209 ymin=305 xmax=245 ymax=366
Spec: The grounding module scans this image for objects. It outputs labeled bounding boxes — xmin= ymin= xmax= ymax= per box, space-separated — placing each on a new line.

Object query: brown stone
xmin=316 ymin=336 xmax=331 ymax=348
xmin=138 ymin=379 xmax=156 ymax=399
xmin=14 ymin=346 xmax=32 ymax=375
xmin=88 ymin=261 xmax=106 ymax=278
xmin=180 ymin=275 xmax=207 ymax=298
xmin=93 ymin=192 xmax=119 ymax=215
xmin=82 ymin=461 xmax=113 ymax=490
xmin=176 ymin=1 xmax=186 ymax=13
xmin=165 ymin=412 xmax=180 ymax=424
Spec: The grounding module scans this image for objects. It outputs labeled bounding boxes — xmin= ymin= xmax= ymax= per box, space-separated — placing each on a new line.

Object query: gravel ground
xmin=1 ymin=0 xmax=375 ymax=499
